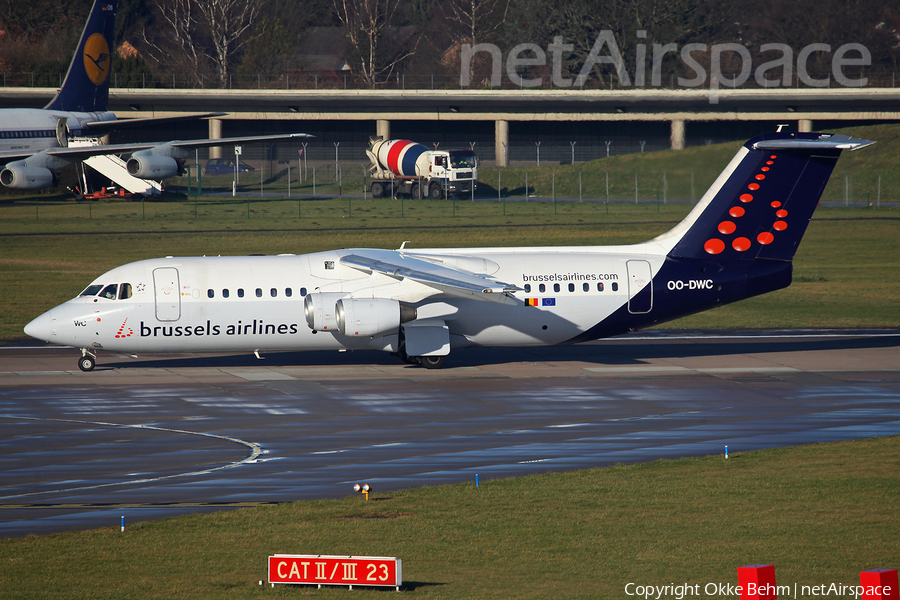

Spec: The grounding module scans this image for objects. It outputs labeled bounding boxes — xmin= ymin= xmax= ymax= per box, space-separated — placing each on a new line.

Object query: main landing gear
xmin=78 ymin=349 xmax=97 ymax=372
xmin=419 ymin=355 xmax=447 ymax=369
xmin=395 ymin=338 xmax=448 ymax=369
xmin=395 ymin=352 xmax=447 ymax=369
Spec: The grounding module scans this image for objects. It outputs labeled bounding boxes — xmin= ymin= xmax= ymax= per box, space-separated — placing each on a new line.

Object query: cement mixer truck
xmin=366 ymin=138 xmax=477 ymax=199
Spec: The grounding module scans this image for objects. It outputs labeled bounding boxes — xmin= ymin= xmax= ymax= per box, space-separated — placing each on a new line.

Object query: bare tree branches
xmin=332 ymin=0 xmax=415 ymax=87
xmin=196 ymin=0 xmax=262 ymax=88
xmin=141 ymin=0 xmax=261 ymax=88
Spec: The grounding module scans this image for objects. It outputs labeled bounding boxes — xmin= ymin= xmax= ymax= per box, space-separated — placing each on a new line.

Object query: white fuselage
xmin=26 ymin=245 xmax=665 ymax=355
xmin=0 ymin=108 xmax=115 ymax=154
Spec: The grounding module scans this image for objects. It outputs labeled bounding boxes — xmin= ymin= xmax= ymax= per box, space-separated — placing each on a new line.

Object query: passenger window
xmin=583 ymin=283 xmax=589 ymax=292
xmin=524 ymin=284 xmax=531 ymax=293
xmin=256 ymin=288 xmax=262 ymax=298
xmin=238 ymin=288 xmax=244 ymax=298
xmin=270 ymin=288 xmax=277 ymax=297
xmin=100 ymin=284 xmax=118 ymax=300
xmin=80 ymin=284 xmax=103 ymax=297
xmin=118 ymin=283 xmax=133 ymax=300
xmin=300 ymin=287 xmax=307 ymax=296
xmin=553 ymin=283 xmax=560 ymax=293
xmin=223 ymin=289 xmax=230 ymax=298
xmin=285 ymin=288 xmax=292 ymax=297
xmin=597 ymin=282 xmax=604 ymax=292
xmin=612 ymin=282 xmax=619 ymax=292
xmin=568 ymin=283 xmax=575 ymax=292
xmin=208 ymin=289 xmax=214 ymax=298
xmin=539 ymin=284 xmax=545 ymax=293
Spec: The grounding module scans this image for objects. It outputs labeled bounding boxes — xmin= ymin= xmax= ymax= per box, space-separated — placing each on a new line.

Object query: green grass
xmin=1 ymin=436 xmax=897 ymax=599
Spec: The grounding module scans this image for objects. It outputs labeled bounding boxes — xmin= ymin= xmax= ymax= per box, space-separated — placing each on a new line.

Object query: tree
xmin=141 ymin=0 xmax=261 ymax=88
xmin=440 ymin=0 xmax=510 ymax=47
xmin=332 ymin=0 xmax=414 ymax=87
xmin=195 ymin=0 xmax=262 ymax=88
xmin=140 ymin=0 xmax=209 ymax=86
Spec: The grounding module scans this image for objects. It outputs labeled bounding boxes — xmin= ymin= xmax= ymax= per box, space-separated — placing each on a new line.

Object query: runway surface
xmin=2 ymin=329 xmax=899 ymax=538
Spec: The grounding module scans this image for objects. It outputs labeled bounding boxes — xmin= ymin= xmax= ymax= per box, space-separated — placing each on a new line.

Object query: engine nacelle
xmin=126 ymin=155 xmax=181 ymax=179
xmin=336 ymin=298 xmax=416 ymax=337
xmin=0 ymin=165 xmax=54 ymax=190
xmin=304 ymin=292 xmax=347 ymax=332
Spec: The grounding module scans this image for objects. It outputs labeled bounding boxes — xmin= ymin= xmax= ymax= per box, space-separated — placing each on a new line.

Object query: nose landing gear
xmin=78 ymin=350 xmax=96 ymax=372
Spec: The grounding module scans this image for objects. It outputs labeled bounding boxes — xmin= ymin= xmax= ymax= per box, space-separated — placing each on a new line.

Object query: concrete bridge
xmin=3 ymin=87 xmax=898 ymax=163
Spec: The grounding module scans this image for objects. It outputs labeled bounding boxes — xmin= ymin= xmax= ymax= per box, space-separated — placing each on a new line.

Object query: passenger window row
xmin=523 ymin=282 xmax=619 ymax=294
xmin=207 ymin=287 xmax=308 ymax=299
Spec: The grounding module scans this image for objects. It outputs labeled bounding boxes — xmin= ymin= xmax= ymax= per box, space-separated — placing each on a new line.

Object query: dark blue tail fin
xmin=44 ymin=0 xmax=118 ymax=113
xmin=665 ymin=132 xmax=873 ymax=262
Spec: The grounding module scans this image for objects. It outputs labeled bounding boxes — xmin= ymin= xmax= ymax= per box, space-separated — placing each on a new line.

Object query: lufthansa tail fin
xmin=44 ymin=0 xmax=117 ymax=113
xmin=655 ymin=132 xmax=873 ymax=262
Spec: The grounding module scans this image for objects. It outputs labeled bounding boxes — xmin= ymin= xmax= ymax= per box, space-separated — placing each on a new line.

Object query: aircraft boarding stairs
xmin=69 ymin=138 xmax=163 ymax=196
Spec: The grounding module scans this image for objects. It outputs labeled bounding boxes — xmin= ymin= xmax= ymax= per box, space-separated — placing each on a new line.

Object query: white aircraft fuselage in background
xmin=24 ymin=132 xmax=873 ymax=370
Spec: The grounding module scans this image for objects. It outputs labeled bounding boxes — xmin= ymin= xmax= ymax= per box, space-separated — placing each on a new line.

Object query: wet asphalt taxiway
xmin=1 ymin=329 xmax=899 ymax=538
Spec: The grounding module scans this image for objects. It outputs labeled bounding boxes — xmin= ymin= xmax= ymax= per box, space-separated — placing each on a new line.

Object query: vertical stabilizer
xmin=656 ymin=132 xmax=873 ymax=262
xmin=44 ymin=0 xmax=118 ymax=113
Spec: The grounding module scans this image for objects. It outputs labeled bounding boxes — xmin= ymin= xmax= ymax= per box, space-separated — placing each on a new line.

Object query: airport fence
xmin=173 ymin=160 xmax=898 ymax=207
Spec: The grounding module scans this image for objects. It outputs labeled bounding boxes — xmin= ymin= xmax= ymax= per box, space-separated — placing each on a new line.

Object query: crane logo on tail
xmin=83 ymin=33 xmax=111 ymax=86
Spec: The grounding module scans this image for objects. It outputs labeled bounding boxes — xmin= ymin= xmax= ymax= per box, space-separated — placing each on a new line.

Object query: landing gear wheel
xmin=429 ymin=183 xmax=445 ymax=200
xmin=78 ymin=354 xmax=96 ymax=372
xmin=420 ymin=355 xmax=447 ymax=369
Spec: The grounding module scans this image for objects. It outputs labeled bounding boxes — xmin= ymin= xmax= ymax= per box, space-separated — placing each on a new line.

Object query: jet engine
xmin=335 ymin=298 xmax=417 ymax=337
xmin=126 ymin=154 xmax=182 ymax=179
xmin=0 ymin=165 xmax=54 ymax=190
xmin=304 ymin=292 xmax=347 ymax=331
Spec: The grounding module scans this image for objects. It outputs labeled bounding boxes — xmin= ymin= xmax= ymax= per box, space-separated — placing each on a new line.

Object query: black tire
xmin=411 ymin=182 xmax=422 ymax=199
xmin=371 ymin=182 xmax=384 ymax=198
xmin=78 ymin=355 xmax=96 ymax=372
xmin=429 ymin=183 xmax=445 ymax=200
xmin=420 ymin=355 xmax=446 ymax=369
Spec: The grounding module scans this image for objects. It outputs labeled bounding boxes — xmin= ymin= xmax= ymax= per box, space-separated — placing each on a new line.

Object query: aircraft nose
xmin=24 ymin=310 xmax=54 ymax=342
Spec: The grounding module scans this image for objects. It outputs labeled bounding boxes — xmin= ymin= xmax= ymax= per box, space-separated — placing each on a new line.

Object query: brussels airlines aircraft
xmin=0 ymin=0 xmax=308 ymax=190
xmin=24 ymin=131 xmax=871 ymax=371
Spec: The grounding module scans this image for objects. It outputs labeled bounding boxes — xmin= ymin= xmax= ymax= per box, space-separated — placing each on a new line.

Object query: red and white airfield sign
xmin=268 ymin=554 xmax=402 ymax=590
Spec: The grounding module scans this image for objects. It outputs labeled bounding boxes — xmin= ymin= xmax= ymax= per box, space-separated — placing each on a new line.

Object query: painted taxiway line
xmin=0 ymin=415 xmax=261 ymax=501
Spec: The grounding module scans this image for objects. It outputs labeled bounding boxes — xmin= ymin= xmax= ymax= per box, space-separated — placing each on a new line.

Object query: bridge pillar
xmin=209 ymin=118 xmax=223 ymax=159
xmin=376 ymin=119 xmax=390 ymax=140
xmin=670 ymin=119 xmax=685 ymax=150
xmin=495 ymin=119 xmax=509 ymax=167
xmin=798 ymin=119 xmax=814 ymax=132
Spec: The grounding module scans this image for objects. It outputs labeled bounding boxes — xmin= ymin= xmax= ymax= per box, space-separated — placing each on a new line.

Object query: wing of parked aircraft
xmin=80 ymin=113 xmax=228 ymax=135
xmin=0 ymin=133 xmax=312 ymax=189
xmin=0 ymin=0 xmax=310 ymax=191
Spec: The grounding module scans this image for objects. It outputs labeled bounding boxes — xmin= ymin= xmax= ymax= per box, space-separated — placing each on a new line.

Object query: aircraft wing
xmin=340 ymin=250 xmax=521 ymax=305
xmin=82 ymin=113 xmax=229 ymax=135
xmin=0 ymin=133 xmax=311 ymax=164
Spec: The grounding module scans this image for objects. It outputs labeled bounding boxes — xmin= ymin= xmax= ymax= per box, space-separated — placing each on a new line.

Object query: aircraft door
xmin=153 ymin=267 xmax=181 ymax=321
xmin=626 ymin=260 xmax=653 ymax=314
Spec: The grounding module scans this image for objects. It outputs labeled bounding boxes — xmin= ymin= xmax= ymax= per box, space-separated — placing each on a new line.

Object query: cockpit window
xmin=99 ymin=284 xmax=118 ymax=300
xmin=118 ymin=283 xmax=133 ymax=300
xmin=80 ymin=284 xmax=104 ymax=297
